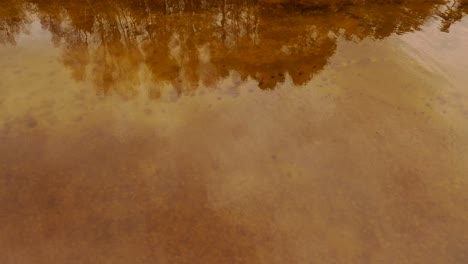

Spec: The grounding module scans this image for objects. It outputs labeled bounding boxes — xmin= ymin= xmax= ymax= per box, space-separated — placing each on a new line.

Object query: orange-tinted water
xmin=1 ymin=1 xmax=468 ymax=263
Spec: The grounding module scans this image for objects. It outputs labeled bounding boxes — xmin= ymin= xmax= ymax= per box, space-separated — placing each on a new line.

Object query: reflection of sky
xmin=400 ymin=17 xmax=468 ymax=88
xmin=15 ymin=17 xmax=48 ymax=44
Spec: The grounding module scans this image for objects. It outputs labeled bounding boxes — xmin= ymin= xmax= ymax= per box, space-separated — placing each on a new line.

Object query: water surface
xmin=1 ymin=0 xmax=468 ymax=263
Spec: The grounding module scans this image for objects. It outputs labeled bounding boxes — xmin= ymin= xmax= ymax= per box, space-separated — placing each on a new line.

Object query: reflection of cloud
xmin=1 ymin=0 xmax=467 ymax=97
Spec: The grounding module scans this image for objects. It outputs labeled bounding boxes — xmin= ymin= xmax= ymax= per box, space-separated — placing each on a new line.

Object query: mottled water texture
xmin=1 ymin=0 xmax=468 ymax=263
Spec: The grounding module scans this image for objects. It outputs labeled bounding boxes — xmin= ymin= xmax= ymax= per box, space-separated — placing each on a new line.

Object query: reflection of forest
xmin=1 ymin=0 xmax=467 ymax=95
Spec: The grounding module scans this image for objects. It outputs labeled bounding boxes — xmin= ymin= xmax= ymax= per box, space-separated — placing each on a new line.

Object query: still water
xmin=1 ymin=0 xmax=468 ymax=263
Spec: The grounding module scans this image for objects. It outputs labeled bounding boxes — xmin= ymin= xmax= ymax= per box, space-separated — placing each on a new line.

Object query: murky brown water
xmin=1 ymin=0 xmax=468 ymax=263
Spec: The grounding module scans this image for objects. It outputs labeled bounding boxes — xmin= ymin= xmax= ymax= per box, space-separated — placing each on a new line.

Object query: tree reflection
xmin=1 ymin=0 xmax=467 ymax=97
xmin=0 ymin=0 xmax=31 ymax=45
xmin=438 ymin=0 xmax=468 ymax=32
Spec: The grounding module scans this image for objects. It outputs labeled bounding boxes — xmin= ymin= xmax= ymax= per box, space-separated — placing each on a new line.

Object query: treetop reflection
xmin=1 ymin=0 xmax=467 ymax=98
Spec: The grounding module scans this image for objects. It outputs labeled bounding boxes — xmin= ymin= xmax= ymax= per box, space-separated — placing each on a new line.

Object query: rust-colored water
xmin=1 ymin=0 xmax=468 ymax=263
